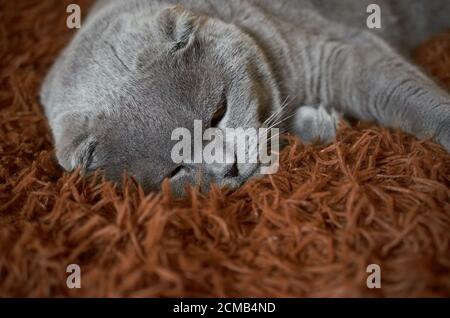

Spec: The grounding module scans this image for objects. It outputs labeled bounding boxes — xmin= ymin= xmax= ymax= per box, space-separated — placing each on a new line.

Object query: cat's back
xmin=256 ymin=0 xmax=450 ymax=51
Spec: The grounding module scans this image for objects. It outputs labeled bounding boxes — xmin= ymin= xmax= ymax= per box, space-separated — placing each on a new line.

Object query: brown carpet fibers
xmin=0 ymin=0 xmax=449 ymax=297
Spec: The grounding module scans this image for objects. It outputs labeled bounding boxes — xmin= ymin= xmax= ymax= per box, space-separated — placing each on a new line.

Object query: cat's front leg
xmin=332 ymin=32 xmax=450 ymax=152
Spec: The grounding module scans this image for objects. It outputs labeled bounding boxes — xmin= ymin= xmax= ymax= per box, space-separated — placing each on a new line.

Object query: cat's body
xmin=41 ymin=0 xmax=450 ymax=194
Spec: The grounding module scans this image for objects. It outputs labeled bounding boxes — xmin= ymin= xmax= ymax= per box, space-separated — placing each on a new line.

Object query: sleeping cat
xmin=41 ymin=0 xmax=450 ymax=195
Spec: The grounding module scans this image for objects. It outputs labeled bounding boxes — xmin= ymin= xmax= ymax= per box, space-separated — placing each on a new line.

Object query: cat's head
xmin=56 ymin=5 xmax=282 ymax=196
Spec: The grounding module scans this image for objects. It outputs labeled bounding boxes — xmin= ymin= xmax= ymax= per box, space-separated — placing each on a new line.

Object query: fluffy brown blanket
xmin=0 ymin=0 xmax=449 ymax=297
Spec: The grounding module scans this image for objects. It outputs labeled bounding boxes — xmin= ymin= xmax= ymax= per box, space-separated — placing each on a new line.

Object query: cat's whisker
xmin=267 ymin=100 xmax=291 ymax=126
xmin=262 ymin=95 xmax=292 ymax=127
xmin=263 ymin=112 xmax=297 ymax=133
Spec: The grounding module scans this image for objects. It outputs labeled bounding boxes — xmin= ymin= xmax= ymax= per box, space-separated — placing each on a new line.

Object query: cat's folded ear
xmin=157 ymin=5 xmax=201 ymax=52
xmin=54 ymin=113 xmax=98 ymax=172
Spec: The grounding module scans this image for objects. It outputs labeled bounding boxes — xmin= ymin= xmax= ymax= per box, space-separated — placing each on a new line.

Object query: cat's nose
xmin=224 ymin=161 xmax=239 ymax=178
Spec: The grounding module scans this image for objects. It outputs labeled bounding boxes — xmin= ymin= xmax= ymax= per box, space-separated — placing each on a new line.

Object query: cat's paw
xmin=292 ymin=105 xmax=341 ymax=145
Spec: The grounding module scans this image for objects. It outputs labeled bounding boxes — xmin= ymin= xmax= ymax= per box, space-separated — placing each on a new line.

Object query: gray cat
xmin=41 ymin=0 xmax=450 ymax=195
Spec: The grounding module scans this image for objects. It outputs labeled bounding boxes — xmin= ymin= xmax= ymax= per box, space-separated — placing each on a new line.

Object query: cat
xmin=41 ymin=0 xmax=450 ymax=195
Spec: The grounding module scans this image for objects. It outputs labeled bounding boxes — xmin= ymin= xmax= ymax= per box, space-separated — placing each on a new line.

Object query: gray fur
xmin=41 ymin=0 xmax=450 ymax=194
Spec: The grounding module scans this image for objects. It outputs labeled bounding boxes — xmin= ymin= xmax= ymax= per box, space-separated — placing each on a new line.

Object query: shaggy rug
xmin=0 ymin=0 xmax=449 ymax=297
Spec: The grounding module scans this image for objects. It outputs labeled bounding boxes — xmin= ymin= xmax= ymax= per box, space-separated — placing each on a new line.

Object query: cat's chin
xmin=217 ymin=163 xmax=262 ymax=190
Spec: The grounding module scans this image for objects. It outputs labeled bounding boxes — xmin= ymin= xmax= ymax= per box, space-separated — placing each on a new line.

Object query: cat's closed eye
xmin=210 ymin=96 xmax=227 ymax=127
